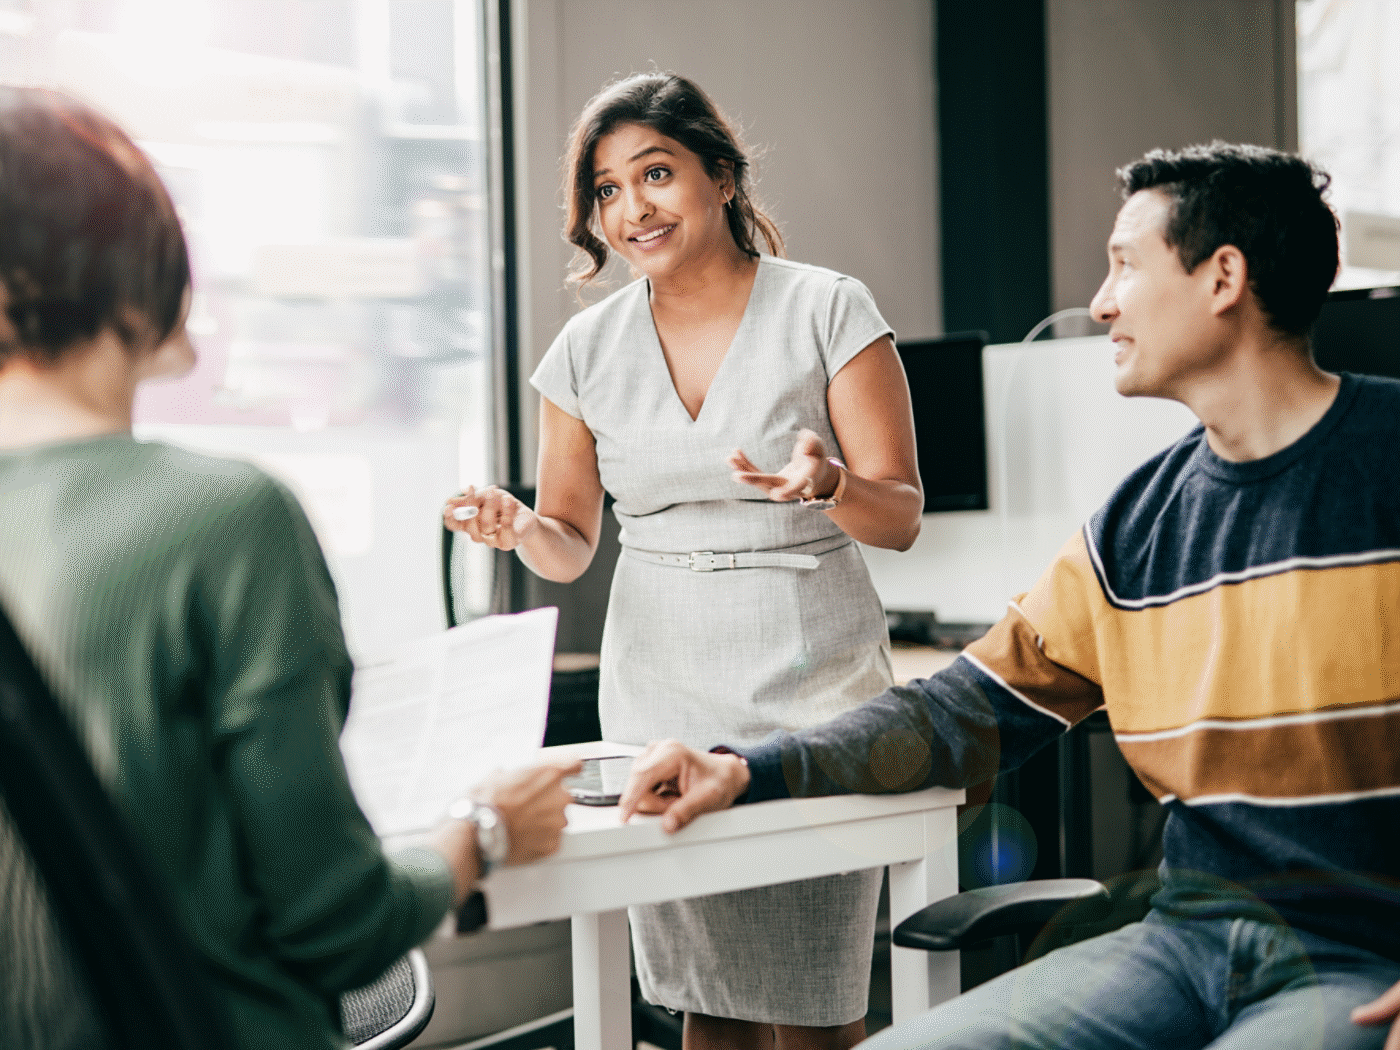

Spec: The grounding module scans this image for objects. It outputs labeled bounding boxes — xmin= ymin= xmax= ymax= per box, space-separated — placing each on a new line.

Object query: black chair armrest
xmin=892 ymin=878 xmax=1111 ymax=952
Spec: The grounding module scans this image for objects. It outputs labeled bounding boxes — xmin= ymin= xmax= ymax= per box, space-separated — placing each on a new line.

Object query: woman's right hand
xmin=442 ymin=485 xmax=540 ymax=550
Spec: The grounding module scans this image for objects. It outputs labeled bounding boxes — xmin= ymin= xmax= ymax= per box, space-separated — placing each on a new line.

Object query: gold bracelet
xmin=828 ymin=460 xmax=849 ymax=505
xmin=799 ymin=458 xmax=848 ymax=509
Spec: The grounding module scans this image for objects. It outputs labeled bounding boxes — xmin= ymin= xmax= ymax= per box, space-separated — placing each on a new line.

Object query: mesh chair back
xmin=340 ymin=947 xmax=435 ymax=1049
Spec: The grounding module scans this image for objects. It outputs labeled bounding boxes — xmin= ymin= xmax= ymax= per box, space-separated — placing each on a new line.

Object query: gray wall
xmin=509 ymin=0 xmax=941 ymax=652
xmin=510 ymin=0 xmax=1304 ymax=651
xmin=513 ymin=0 xmax=942 ymax=482
xmin=1047 ymin=0 xmax=1298 ymax=315
xmin=1039 ymin=0 xmax=1300 ymax=889
xmin=514 ymin=0 xmax=1303 ymax=447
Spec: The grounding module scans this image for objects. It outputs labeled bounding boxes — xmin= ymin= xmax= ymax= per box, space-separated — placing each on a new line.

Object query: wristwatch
xmin=799 ymin=458 xmax=849 ymax=510
xmin=447 ymin=797 xmax=510 ymax=877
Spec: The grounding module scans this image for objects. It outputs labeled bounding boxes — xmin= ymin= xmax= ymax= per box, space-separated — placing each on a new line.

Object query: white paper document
xmin=341 ymin=607 xmax=559 ymax=836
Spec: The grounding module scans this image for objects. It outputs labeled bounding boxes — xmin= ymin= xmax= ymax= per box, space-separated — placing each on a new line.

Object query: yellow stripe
xmin=1020 ymin=533 xmax=1400 ymax=733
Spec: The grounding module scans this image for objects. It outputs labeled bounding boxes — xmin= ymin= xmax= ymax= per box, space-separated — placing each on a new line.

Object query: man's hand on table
xmin=434 ymin=759 xmax=581 ymax=906
xmin=619 ymin=740 xmax=751 ymax=832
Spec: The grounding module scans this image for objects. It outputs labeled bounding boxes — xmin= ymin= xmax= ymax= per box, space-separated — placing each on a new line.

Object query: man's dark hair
xmin=1118 ymin=142 xmax=1339 ymax=336
xmin=0 ymin=87 xmax=190 ymax=364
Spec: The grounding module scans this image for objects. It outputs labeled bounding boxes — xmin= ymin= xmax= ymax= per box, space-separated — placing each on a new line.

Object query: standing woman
xmin=445 ymin=73 xmax=922 ymax=1050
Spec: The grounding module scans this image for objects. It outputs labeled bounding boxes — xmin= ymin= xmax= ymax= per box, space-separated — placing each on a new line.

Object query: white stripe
xmin=960 ymin=651 xmax=1073 ymax=728
xmin=1115 ymin=698 xmax=1400 ymax=744
xmin=1083 ymin=528 xmax=1400 ymax=610
xmin=1007 ymin=598 xmax=1033 ymax=624
xmin=1178 ymin=785 xmax=1400 ymax=808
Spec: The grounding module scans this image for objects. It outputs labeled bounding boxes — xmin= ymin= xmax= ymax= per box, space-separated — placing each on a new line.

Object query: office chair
xmin=889 ymin=868 xmax=1179 ymax=1027
xmin=340 ymin=948 xmax=436 ymax=1049
xmin=0 ymin=601 xmax=431 ymax=1050
xmin=892 ymin=877 xmax=1110 ymax=956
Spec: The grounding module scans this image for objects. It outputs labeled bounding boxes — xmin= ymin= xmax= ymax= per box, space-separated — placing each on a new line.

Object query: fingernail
xmin=452 ymin=505 xmax=479 ymax=521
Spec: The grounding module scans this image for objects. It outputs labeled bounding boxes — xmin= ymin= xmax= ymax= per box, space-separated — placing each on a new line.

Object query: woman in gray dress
xmin=444 ymin=73 xmax=922 ymax=1050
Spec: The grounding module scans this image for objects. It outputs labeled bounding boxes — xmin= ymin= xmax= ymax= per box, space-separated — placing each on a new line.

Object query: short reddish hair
xmin=0 ymin=87 xmax=189 ymax=363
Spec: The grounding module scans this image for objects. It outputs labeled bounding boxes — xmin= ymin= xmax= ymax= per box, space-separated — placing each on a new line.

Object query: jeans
xmin=861 ymin=909 xmax=1400 ymax=1050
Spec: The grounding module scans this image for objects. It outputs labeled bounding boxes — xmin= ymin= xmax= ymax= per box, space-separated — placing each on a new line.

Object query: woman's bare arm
xmin=443 ymin=398 xmax=605 ymax=583
xmin=729 ymin=336 xmax=922 ymax=550
xmin=823 ymin=335 xmax=923 ymax=550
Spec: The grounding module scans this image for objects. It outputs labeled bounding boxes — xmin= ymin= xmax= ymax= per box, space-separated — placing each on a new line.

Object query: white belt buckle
xmin=688 ymin=551 xmax=734 ymax=572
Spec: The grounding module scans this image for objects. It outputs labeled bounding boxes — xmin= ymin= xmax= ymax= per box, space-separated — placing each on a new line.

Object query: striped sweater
xmin=742 ymin=371 xmax=1400 ymax=960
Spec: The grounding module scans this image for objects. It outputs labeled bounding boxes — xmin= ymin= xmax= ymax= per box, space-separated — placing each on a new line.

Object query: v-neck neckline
xmin=643 ymin=256 xmax=764 ymax=424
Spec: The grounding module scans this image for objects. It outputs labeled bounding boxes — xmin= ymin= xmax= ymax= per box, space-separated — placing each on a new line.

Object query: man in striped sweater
xmin=620 ymin=142 xmax=1400 ymax=1050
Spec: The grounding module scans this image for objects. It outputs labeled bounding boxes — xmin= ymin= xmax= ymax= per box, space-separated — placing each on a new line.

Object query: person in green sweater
xmin=0 ymin=88 xmax=578 ymax=1049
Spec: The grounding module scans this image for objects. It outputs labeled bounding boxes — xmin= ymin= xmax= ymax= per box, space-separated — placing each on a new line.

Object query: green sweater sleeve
xmin=199 ymin=476 xmax=453 ymax=994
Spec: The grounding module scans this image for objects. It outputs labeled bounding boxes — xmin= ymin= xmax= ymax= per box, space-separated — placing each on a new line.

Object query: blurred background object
xmin=0 ymin=0 xmax=500 ymax=661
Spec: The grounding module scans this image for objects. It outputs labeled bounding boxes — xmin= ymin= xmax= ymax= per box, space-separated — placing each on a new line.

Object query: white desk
xmin=889 ymin=645 xmax=960 ymax=686
xmin=481 ymin=742 xmax=965 ymax=1050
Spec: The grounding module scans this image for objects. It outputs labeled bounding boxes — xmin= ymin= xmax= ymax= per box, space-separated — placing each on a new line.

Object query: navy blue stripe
xmin=1086 ymin=374 xmax=1400 ymax=605
xmin=1157 ymin=795 xmax=1400 ymax=961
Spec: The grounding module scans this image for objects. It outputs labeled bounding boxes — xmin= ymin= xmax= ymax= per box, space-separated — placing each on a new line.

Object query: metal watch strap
xmin=447 ymin=797 xmax=509 ymax=877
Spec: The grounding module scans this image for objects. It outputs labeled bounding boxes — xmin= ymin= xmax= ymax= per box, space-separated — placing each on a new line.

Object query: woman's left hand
xmin=729 ymin=429 xmax=838 ymax=502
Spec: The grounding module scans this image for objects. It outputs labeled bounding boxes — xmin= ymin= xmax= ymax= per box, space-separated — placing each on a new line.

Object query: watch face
xmin=473 ymin=807 xmax=509 ymax=865
xmin=447 ymin=799 xmax=509 ymax=866
xmin=446 ymin=797 xmax=476 ymax=822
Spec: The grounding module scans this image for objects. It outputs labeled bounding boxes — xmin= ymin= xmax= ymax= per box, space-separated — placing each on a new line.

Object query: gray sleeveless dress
xmin=531 ymin=255 xmax=893 ymax=1026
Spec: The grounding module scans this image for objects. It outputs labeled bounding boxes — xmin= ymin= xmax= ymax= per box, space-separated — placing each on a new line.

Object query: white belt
xmin=625 ymin=548 xmax=820 ymax=572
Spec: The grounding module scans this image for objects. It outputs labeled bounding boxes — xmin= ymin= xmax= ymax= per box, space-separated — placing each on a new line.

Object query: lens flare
xmin=958 ymin=802 xmax=1038 ymax=888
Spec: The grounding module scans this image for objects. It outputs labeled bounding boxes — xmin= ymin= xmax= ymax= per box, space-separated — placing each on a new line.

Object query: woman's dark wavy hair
xmin=0 ymin=87 xmax=190 ymax=364
xmin=562 ymin=72 xmax=783 ymax=286
xmin=1118 ymin=141 xmax=1339 ymax=337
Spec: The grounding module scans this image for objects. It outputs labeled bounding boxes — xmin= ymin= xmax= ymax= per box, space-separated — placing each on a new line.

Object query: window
xmin=2 ymin=0 xmax=500 ymax=656
xmin=1298 ymin=0 xmax=1400 ymax=289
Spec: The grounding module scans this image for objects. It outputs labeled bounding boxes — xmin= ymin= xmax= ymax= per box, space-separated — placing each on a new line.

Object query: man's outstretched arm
xmin=620 ymin=600 xmax=1105 ymax=830
xmin=620 ymin=659 xmax=1001 ymax=829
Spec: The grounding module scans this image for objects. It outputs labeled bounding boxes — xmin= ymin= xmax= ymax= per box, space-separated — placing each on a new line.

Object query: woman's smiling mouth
xmin=630 ymin=224 xmax=676 ymax=249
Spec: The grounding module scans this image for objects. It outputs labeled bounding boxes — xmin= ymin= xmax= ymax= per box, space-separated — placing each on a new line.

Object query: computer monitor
xmin=1311 ymin=286 xmax=1400 ymax=379
xmin=896 ymin=332 xmax=990 ymax=513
